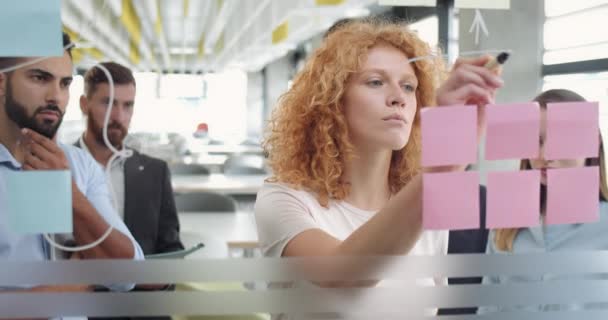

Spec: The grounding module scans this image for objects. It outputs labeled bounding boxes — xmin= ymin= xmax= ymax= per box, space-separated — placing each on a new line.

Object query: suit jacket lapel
xmin=123 ymin=152 xmax=141 ymax=231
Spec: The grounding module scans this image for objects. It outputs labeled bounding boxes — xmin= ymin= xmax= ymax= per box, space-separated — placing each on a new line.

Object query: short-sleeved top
xmin=255 ymin=182 xmax=448 ymax=319
xmin=0 ymin=143 xmax=144 ymax=280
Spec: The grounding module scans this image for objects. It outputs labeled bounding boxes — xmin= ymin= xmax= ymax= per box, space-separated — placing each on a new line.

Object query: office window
xmin=545 ymin=0 xmax=608 ymax=17
xmin=542 ymin=72 xmax=608 ymax=105
xmin=204 ymin=69 xmax=248 ymax=144
xmin=129 ymin=69 xmax=248 ymax=145
xmin=543 ymin=0 xmax=608 ymax=65
xmin=57 ymin=75 xmax=85 ymax=144
xmin=543 ymin=43 xmax=608 ymax=65
xmin=410 ymin=15 xmax=439 ymax=51
xmin=159 ymin=74 xmax=205 ymax=99
xmin=542 ymin=71 xmax=608 ymax=141
xmin=64 ymin=75 xmax=84 ymax=122
xmin=542 ymin=1 xmax=608 ymax=139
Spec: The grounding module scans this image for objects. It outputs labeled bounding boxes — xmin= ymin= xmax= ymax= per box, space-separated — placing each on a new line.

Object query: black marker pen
xmin=484 ymin=52 xmax=510 ymax=71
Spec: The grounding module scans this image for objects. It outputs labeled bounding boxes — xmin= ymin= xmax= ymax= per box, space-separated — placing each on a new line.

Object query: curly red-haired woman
xmin=255 ymin=18 xmax=503 ymax=319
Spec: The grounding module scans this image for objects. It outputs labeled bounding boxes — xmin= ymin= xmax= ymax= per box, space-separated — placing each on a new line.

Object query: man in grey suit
xmin=76 ymin=61 xmax=184 ymax=257
xmin=77 ymin=62 xmax=183 ymax=320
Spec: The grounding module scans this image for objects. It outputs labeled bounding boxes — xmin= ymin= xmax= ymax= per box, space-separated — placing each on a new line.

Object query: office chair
xmin=175 ymin=192 xmax=238 ymax=212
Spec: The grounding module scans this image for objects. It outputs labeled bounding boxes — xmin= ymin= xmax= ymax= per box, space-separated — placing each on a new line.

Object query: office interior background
xmin=57 ymin=0 xmax=608 ymax=174
xmin=3 ymin=0 xmax=608 ymax=318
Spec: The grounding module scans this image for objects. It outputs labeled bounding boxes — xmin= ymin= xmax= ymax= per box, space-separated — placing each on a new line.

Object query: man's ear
xmin=79 ymin=95 xmax=88 ymax=115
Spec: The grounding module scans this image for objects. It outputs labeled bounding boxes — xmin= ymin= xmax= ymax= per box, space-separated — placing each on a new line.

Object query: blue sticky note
xmin=0 ymin=0 xmax=62 ymax=57
xmin=6 ymin=170 xmax=72 ymax=234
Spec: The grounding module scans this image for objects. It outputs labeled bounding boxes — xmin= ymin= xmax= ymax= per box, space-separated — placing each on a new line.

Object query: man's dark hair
xmin=63 ymin=32 xmax=74 ymax=58
xmin=0 ymin=32 xmax=73 ymax=71
xmin=83 ymin=61 xmax=136 ymax=98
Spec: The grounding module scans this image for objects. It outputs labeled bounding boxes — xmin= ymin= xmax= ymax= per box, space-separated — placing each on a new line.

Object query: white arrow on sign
xmin=468 ymin=9 xmax=489 ymax=45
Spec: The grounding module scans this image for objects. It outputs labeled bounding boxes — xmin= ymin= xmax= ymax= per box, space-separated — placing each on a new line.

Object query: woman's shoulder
xmin=258 ymin=181 xmax=317 ymax=201
xmin=256 ymin=181 xmax=323 ymax=210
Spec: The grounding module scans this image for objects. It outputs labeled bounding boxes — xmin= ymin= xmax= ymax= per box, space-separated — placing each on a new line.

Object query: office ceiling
xmin=62 ymin=0 xmax=378 ymax=74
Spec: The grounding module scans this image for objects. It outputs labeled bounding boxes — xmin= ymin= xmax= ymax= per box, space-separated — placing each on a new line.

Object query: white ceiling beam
xmin=114 ymin=1 xmax=158 ymax=70
xmin=186 ymin=0 xmax=213 ymax=73
xmin=65 ymin=0 xmax=375 ymax=73
xmin=193 ymin=0 xmax=221 ymax=73
xmin=116 ymin=1 xmax=155 ymax=71
xmin=223 ymin=0 xmax=307 ymax=68
xmin=105 ymin=0 xmax=122 ymax=17
xmin=203 ymin=0 xmax=238 ymax=52
xmin=179 ymin=0 xmax=188 ymax=73
xmin=68 ymin=0 xmax=130 ymax=59
xmin=67 ymin=0 xmax=152 ymax=70
xmin=233 ymin=0 xmax=358 ymax=71
xmin=136 ymin=0 xmax=171 ymax=71
xmin=132 ymin=0 xmax=168 ymax=71
xmin=209 ymin=0 xmax=277 ymax=71
xmin=209 ymin=0 xmax=273 ymax=69
xmin=153 ymin=0 xmax=172 ymax=71
xmin=180 ymin=0 xmax=212 ymax=73
xmin=62 ymin=0 xmax=132 ymax=68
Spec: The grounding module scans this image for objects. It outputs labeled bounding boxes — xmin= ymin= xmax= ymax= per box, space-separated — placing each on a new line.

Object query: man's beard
xmin=4 ymin=78 xmax=64 ymax=139
xmin=89 ymin=115 xmax=127 ymax=149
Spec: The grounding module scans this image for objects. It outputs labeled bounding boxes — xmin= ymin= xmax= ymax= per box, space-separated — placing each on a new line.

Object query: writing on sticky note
xmin=0 ymin=0 xmax=62 ymax=57
xmin=423 ymin=171 xmax=480 ymax=230
xmin=545 ymin=102 xmax=599 ymax=160
xmin=487 ymin=170 xmax=540 ymax=229
xmin=546 ymin=166 xmax=599 ymax=225
xmin=455 ymin=0 xmax=510 ymax=9
xmin=421 ymin=105 xmax=478 ymax=167
xmin=378 ymin=0 xmax=436 ymax=6
xmin=485 ymin=103 xmax=540 ymax=160
xmin=6 ymin=170 xmax=72 ymax=234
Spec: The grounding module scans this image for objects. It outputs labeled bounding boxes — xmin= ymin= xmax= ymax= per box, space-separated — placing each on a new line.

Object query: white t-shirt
xmin=78 ymin=135 xmax=127 ymax=220
xmin=255 ymin=182 xmax=448 ymax=318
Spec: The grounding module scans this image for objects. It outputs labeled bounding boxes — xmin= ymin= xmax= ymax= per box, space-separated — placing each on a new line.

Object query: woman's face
xmin=529 ymin=108 xmax=586 ymax=185
xmin=342 ymin=45 xmax=419 ymax=152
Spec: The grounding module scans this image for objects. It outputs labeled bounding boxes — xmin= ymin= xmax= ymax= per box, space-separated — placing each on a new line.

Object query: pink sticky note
xmin=423 ymin=171 xmax=479 ymax=230
xmin=545 ymin=102 xmax=599 ymax=160
xmin=546 ymin=166 xmax=599 ymax=225
xmin=485 ymin=103 xmax=540 ymax=160
xmin=421 ymin=105 xmax=478 ymax=167
xmin=487 ymin=170 xmax=541 ymax=229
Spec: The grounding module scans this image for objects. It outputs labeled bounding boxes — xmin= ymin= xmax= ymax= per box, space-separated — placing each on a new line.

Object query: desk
xmin=179 ymin=211 xmax=259 ymax=249
xmin=189 ymin=144 xmax=263 ymax=154
xmin=172 ymin=173 xmax=268 ymax=195
xmin=180 ymin=154 xmax=228 ymax=172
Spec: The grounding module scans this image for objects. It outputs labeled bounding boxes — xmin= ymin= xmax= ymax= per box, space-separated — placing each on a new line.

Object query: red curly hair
xmin=264 ymin=18 xmax=445 ymax=207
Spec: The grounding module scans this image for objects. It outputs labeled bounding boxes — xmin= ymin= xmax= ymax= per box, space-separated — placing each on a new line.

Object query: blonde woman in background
xmin=480 ymin=89 xmax=608 ymax=313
